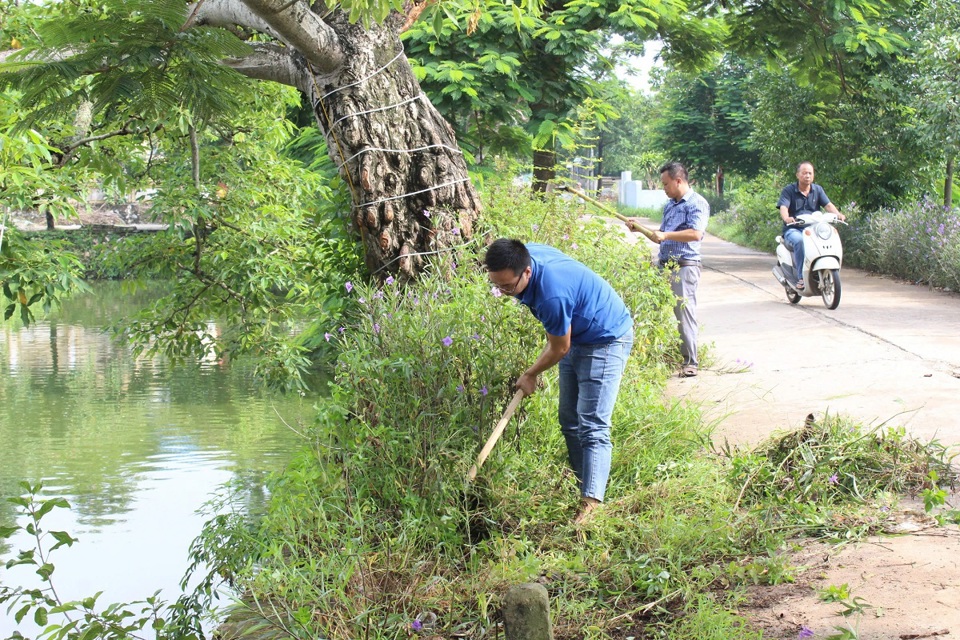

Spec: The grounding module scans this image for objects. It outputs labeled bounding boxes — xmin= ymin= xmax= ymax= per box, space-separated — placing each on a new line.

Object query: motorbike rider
xmin=778 ymin=161 xmax=845 ymax=290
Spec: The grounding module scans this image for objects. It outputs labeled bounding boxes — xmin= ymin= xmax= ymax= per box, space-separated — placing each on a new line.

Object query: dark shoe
xmin=796 ymin=278 xmax=804 ymax=290
xmin=680 ymin=365 xmax=698 ymax=378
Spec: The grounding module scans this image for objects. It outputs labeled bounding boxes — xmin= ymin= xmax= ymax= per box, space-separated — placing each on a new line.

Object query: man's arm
xmin=516 ymin=328 xmax=571 ymax=396
xmin=652 ymin=229 xmax=704 ymax=244
xmin=780 ymin=205 xmax=796 ymax=224
xmin=823 ymin=201 xmax=845 ymax=221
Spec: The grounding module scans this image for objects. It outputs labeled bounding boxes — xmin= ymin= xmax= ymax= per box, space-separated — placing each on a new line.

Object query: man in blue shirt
xmin=633 ymin=161 xmax=710 ymax=378
xmin=778 ymin=161 xmax=845 ymax=290
xmin=484 ymin=239 xmax=634 ymax=524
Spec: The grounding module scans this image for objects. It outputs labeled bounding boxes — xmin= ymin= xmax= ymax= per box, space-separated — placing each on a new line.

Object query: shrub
xmin=850 ymin=200 xmax=960 ymax=290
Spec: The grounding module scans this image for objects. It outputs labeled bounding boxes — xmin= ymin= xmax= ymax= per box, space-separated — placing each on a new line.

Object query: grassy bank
xmin=3 ymin=184 xmax=957 ymax=640
xmin=187 ymin=186 xmax=956 ymax=639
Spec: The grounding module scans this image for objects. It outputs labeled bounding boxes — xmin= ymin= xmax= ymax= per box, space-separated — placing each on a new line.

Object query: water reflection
xmin=0 ymin=282 xmax=311 ymax=634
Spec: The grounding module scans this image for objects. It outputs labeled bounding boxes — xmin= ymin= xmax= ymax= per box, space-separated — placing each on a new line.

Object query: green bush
xmin=848 ymin=200 xmax=960 ymax=290
xmin=708 ymin=172 xmax=785 ymax=250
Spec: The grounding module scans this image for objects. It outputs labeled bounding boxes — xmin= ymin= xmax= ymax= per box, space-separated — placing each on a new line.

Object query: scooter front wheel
xmin=819 ymin=269 xmax=841 ymax=309
xmin=785 ymin=287 xmax=801 ymax=304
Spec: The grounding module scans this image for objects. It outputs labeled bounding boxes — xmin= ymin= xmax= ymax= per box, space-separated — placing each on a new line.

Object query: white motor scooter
xmin=772 ymin=211 xmax=845 ymax=310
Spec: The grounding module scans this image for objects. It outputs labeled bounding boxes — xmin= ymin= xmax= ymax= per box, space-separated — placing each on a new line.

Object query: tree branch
xmin=188 ymin=0 xmax=281 ymax=38
xmin=240 ymin=0 xmax=343 ymax=72
xmin=223 ymin=42 xmax=308 ymax=90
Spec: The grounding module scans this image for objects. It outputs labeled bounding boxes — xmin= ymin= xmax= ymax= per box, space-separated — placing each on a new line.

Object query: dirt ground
xmin=620 ymin=220 xmax=960 ymax=640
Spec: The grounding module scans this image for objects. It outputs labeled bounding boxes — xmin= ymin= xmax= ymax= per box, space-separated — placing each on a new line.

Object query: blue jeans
xmin=557 ymin=326 xmax=634 ymax=502
xmin=783 ymin=228 xmax=805 ymax=282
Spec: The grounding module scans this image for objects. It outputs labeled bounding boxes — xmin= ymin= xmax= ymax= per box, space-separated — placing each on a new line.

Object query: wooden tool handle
xmin=561 ymin=185 xmax=659 ymax=242
xmin=466 ymin=389 xmax=525 ymax=482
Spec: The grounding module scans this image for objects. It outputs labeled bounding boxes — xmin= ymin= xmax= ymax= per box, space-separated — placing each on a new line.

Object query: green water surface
xmin=0 ymin=282 xmax=313 ymax=633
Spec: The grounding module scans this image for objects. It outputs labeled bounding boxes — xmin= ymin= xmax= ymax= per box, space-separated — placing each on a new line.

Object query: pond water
xmin=0 ymin=282 xmax=313 ymax=635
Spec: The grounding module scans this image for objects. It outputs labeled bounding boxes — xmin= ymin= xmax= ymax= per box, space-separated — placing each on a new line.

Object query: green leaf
xmin=37 ymin=563 xmax=55 ymax=580
xmin=14 ymin=604 xmax=31 ymax=624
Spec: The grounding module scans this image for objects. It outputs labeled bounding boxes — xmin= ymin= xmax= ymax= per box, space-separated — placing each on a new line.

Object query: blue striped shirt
xmin=659 ymin=189 xmax=710 ymax=263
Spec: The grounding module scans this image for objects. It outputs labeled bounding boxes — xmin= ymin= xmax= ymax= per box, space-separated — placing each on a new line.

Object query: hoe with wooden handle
xmin=466 ymin=389 xmax=525 ymax=482
xmin=558 ymin=185 xmax=660 ymax=243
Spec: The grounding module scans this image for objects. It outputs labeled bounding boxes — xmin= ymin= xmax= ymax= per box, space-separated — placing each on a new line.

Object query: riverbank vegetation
xmin=4 ymin=190 xmax=958 ymax=640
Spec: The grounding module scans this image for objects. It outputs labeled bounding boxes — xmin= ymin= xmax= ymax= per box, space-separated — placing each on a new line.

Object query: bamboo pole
xmin=559 ymin=185 xmax=660 ymax=242
xmin=466 ymin=389 xmax=525 ymax=482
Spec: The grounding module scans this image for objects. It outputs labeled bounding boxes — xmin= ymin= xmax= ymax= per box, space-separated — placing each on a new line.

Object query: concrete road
xmin=620 ymin=222 xmax=960 ymax=639
xmin=629 ymin=225 xmax=960 ymax=451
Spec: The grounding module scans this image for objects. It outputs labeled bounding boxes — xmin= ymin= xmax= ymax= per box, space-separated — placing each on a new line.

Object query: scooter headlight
xmin=815 ymin=223 xmax=834 ymax=240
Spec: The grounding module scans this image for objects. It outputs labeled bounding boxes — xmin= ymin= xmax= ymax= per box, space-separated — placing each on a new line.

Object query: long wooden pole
xmin=560 ymin=185 xmax=660 ymax=243
xmin=466 ymin=389 xmax=525 ymax=482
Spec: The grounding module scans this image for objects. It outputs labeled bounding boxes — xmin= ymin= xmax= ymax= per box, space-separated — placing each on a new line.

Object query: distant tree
xmin=905 ymin=0 xmax=960 ymax=207
xmin=595 ymin=89 xmax=659 ymax=179
xmin=651 ymin=57 xmax=761 ymax=195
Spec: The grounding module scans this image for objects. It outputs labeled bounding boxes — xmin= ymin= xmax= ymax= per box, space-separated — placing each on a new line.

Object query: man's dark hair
xmin=796 ymin=161 xmax=815 ymax=172
xmin=659 ymin=161 xmax=688 ymax=182
xmin=484 ymin=238 xmax=531 ymax=274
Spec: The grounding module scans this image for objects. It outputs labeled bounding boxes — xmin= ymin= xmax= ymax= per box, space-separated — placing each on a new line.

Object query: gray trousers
xmin=668 ymin=265 xmax=701 ymax=367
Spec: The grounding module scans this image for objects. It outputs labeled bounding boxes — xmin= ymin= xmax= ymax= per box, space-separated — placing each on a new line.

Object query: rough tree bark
xmin=532 ymin=149 xmax=556 ymax=194
xmin=194 ymin=0 xmax=481 ymax=278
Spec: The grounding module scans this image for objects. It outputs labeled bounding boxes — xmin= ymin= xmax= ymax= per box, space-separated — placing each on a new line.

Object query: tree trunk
xmin=196 ymin=0 xmax=481 ymax=279
xmin=945 ymin=155 xmax=955 ymax=209
xmin=304 ymin=18 xmax=480 ymax=278
xmin=532 ymin=149 xmax=555 ymax=193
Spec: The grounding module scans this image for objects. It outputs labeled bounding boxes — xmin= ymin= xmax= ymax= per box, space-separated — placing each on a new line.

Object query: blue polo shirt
xmin=778 ymin=182 xmax=832 ymax=232
xmin=516 ymin=244 xmax=632 ymax=345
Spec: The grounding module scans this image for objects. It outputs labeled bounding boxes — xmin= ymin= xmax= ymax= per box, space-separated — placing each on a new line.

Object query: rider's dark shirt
xmin=777 ymin=182 xmax=832 ymax=232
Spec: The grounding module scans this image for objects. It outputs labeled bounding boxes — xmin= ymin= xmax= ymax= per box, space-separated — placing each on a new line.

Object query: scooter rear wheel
xmin=820 ymin=269 xmax=841 ymax=309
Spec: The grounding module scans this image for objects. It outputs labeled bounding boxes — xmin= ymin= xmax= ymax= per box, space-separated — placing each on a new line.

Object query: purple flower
xmin=386 ymin=275 xmax=395 ymax=285
xmin=374 ymin=291 xmax=384 ymax=300
xmin=532 ymin=224 xmax=539 ymax=230
xmin=563 ymin=234 xmax=569 ymax=240
xmin=345 ymin=281 xmax=353 ymax=293
xmin=442 ymin=336 xmax=453 ymax=347
xmin=423 ymin=209 xmax=431 ymax=218
xmin=828 ymin=473 xmax=839 ymax=484
xmin=338 ymin=326 xmax=346 ymax=333
xmin=491 ymin=287 xmax=503 ymax=298
xmin=411 ymin=620 xmax=423 ymax=632
xmin=373 ymin=323 xmax=381 ymax=334
xmin=480 ymin=386 xmax=488 ymax=396
xmin=358 ymin=297 xmax=366 ymax=304
xmin=452 ymin=227 xmax=461 ymax=235
xmin=457 ymin=384 xmax=464 ymax=393
xmin=471 ymin=333 xmax=480 ymax=341
xmin=571 ymin=243 xmax=579 ymax=250
xmin=798 ymin=626 xmax=814 ymax=639
xmin=324 ymin=332 xmax=333 ymax=342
